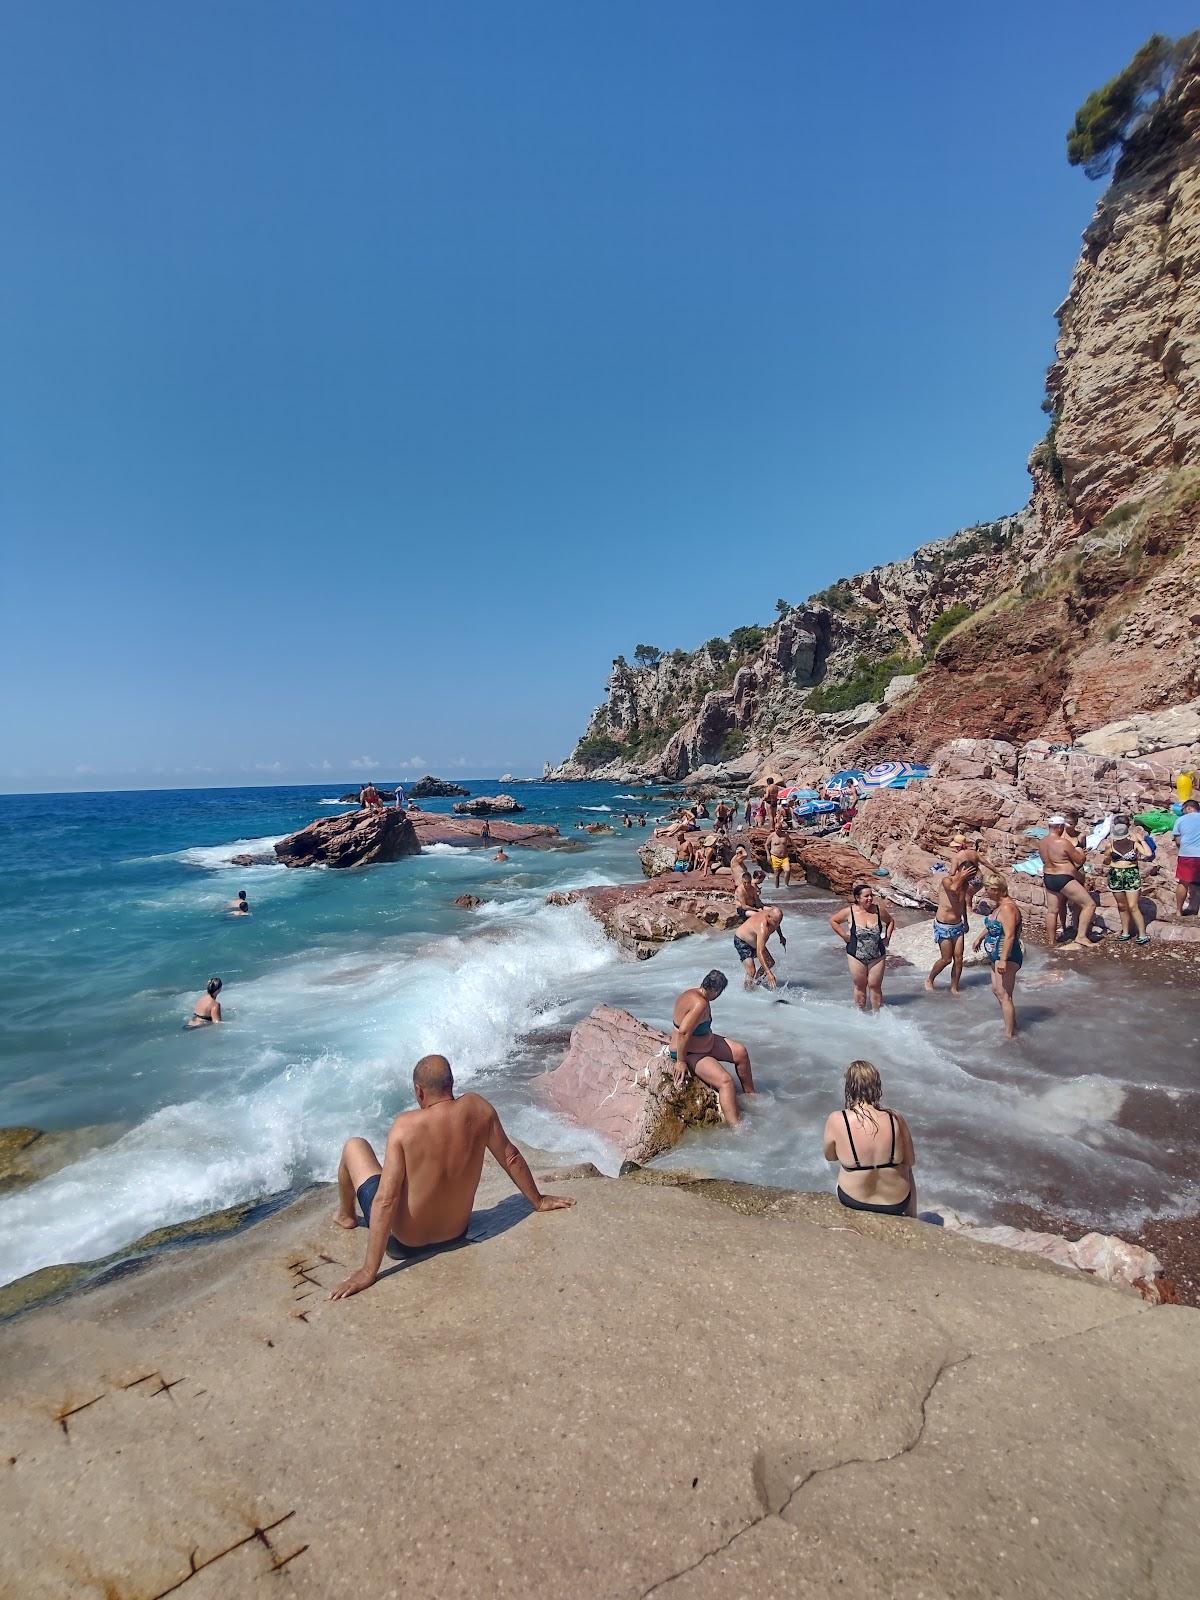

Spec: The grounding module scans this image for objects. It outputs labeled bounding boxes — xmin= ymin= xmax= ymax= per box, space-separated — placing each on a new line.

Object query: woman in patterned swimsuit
xmin=1100 ymin=817 xmax=1153 ymax=944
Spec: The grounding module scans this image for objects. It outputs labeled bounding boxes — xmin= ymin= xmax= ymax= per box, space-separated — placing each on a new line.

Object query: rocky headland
xmin=545 ymin=42 xmax=1200 ymax=852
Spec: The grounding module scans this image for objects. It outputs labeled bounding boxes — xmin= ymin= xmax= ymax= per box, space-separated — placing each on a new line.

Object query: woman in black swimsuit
xmin=829 ymin=883 xmax=894 ymax=1012
xmin=186 ymin=977 xmax=223 ymax=1029
xmin=822 ymin=1060 xmax=916 ymax=1216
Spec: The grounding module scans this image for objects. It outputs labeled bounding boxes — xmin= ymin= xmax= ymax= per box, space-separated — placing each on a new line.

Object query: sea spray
xmin=0 ymin=901 xmax=617 ymax=1287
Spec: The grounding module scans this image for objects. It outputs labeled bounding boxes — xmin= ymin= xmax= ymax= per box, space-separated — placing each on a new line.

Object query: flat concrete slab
xmin=0 ymin=1167 xmax=1196 ymax=1598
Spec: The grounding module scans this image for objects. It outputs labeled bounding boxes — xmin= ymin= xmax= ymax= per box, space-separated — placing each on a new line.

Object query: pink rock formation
xmin=406 ymin=809 xmax=558 ymax=848
xmin=541 ymin=1006 xmax=721 ymax=1165
xmin=566 ymin=876 xmax=743 ymax=958
xmin=274 ymin=808 xmax=420 ymax=868
xmin=452 ymin=794 xmax=524 ymax=815
xmin=937 ymin=1212 xmax=1167 ymax=1302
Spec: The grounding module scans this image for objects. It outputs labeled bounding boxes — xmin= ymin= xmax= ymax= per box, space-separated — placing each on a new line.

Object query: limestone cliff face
xmin=1047 ymin=44 xmax=1200 ymax=533
xmin=548 ymin=44 xmax=1200 ymax=785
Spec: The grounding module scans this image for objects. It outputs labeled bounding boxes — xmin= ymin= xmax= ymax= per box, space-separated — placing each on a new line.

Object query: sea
xmin=1 ymin=781 xmax=1197 ymax=1291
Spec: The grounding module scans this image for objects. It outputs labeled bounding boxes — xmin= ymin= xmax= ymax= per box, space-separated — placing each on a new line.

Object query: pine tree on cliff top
xmin=1066 ymin=32 xmax=1195 ymax=179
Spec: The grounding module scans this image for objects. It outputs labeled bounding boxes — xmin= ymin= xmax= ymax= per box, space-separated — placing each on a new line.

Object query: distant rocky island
xmin=546 ymin=36 xmax=1200 ymax=793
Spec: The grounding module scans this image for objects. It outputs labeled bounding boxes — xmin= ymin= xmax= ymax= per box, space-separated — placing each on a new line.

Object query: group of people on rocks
xmin=356 ymin=782 xmax=407 ymax=811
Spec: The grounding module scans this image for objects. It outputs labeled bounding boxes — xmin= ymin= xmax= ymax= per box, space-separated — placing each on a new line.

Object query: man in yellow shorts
xmin=766 ymin=823 xmax=793 ymax=888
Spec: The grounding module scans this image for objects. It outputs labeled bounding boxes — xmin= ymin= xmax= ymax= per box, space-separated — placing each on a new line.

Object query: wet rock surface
xmin=540 ymin=1005 xmax=722 ymax=1162
xmin=274 ymin=808 xmax=420 ymax=868
xmin=452 ymin=793 xmax=524 ymax=815
xmin=406 ymin=774 xmax=471 ymax=798
xmin=562 ymin=876 xmax=743 ymax=958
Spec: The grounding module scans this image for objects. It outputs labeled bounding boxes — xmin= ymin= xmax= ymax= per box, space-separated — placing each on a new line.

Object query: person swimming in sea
xmin=186 ymin=977 xmax=223 ymax=1028
xmin=226 ymin=890 xmax=250 ymax=916
xmin=667 ymin=970 xmax=755 ymax=1126
xmin=492 ymin=847 xmax=509 ymax=862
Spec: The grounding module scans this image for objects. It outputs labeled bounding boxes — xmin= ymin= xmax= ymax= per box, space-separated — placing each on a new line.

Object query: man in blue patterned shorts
xmin=925 ymin=858 xmax=977 ymax=994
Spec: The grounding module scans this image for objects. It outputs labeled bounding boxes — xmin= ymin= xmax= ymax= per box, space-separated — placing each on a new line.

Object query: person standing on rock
xmin=1038 ymin=815 xmax=1096 ymax=951
xmin=1099 ymin=817 xmax=1153 ymax=943
xmin=480 ymin=820 xmax=491 ymax=847
xmin=766 ymin=822 xmax=794 ymax=889
xmin=669 ymin=970 xmax=755 ymax=1125
xmin=1173 ymin=800 xmax=1200 ymax=917
xmin=830 ymin=883 xmax=894 ymax=1012
xmin=329 ymin=1054 xmax=575 ymax=1301
xmin=733 ymin=905 xmax=786 ymax=989
xmin=764 ymin=782 xmax=781 ymax=829
xmin=393 ymin=784 xmax=406 ymax=811
xmin=925 ymin=859 xmax=976 ymax=994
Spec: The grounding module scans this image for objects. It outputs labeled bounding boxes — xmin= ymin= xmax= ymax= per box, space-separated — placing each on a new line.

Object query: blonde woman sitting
xmin=822 ymin=1060 xmax=916 ymax=1217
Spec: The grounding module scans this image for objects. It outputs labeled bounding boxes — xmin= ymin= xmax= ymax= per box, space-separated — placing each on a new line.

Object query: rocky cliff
xmin=548 ymin=39 xmax=1200 ymax=786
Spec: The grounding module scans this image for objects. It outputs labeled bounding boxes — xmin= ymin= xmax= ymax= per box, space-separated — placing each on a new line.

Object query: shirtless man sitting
xmin=1038 ymin=814 xmax=1096 ymax=950
xmin=733 ymin=904 xmax=786 ymax=989
xmin=925 ymin=858 xmax=976 ymax=994
xmin=329 ymin=1055 xmax=574 ymax=1300
xmin=766 ymin=824 xmax=793 ymax=888
xmin=669 ymin=971 xmax=755 ymax=1125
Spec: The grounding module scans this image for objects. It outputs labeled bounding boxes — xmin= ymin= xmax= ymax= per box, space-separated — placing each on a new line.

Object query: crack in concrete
xmin=637 ymin=1351 xmax=964 ymax=1598
xmin=636 ymin=1311 xmax=1157 ymax=1597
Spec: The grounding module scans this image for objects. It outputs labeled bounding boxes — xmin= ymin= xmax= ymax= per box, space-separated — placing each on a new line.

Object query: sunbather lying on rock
xmin=329 ymin=1055 xmax=574 ymax=1300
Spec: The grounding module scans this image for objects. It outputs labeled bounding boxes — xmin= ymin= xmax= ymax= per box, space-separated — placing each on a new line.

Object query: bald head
xmin=413 ymin=1054 xmax=454 ymax=1102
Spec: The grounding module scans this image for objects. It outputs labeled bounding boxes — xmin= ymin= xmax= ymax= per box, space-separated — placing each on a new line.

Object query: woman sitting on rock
xmin=822 ymin=1060 xmax=916 ymax=1217
xmin=830 ymin=882 xmax=894 ymax=1012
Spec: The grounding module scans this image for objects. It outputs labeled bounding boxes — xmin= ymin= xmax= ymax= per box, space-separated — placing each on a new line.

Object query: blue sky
xmin=3 ymin=1 xmax=1195 ymax=791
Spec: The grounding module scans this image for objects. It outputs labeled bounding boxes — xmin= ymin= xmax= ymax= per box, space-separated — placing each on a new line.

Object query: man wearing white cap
xmin=1037 ymin=815 xmax=1096 ymax=950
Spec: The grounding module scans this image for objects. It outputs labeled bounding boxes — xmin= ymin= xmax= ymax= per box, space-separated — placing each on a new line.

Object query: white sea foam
xmin=0 ymin=903 xmax=617 ymax=1288
xmin=319 ymin=798 xmax=351 ymax=806
xmin=580 ymin=805 xmax=612 ymax=812
xmin=174 ymin=834 xmax=287 ymax=871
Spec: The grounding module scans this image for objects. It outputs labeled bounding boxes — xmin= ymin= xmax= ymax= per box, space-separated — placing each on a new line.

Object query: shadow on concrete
xmin=375 ymin=1193 xmax=533 ymax=1282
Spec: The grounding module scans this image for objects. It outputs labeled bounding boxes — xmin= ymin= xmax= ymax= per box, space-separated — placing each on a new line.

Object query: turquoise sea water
xmin=1 ymin=782 xmax=1197 ymax=1288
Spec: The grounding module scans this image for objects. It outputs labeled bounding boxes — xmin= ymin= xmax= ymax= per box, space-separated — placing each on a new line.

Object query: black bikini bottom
xmin=836 ymin=1185 xmax=910 ymax=1217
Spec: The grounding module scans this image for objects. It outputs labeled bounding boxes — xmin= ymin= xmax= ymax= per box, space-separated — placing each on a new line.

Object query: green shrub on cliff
xmin=574 ymin=733 xmax=621 ymax=765
xmin=924 ymin=603 xmax=972 ymax=653
xmin=1066 ymin=33 xmax=1187 ymax=179
xmin=729 ymin=625 xmax=766 ymax=655
xmin=806 ymin=653 xmax=922 ymax=714
xmin=719 ymin=728 xmax=748 ymax=760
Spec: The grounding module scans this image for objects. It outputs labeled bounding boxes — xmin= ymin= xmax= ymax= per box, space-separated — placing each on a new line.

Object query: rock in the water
xmin=408 ymin=774 xmax=472 ymax=799
xmin=274 ymin=809 xmax=420 ymax=868
xmin=793 ymin=837 xmax=879 ymax=896
xmin=572 ymin=877 xmax=742 ymax=958
xmin=541 ymin=1006 xmax=721 ymax=1164
xmin=453 ymin=894 xmax=484 ymax=909
xmin=453 ymin=794 xmax=525 ymax=815
xmin=407 ymin=809 xmax=558 ymax=848
xmin=229 ymin=851 xmax=275 ymax=867
xmin=637 ymin=835 xmax=683 ymax=878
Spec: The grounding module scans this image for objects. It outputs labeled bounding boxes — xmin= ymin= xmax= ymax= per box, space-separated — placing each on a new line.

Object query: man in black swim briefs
xmin=329 ymin=1055 xmax=575 ymax=1300
xmin=1037 ymin=814 xmax=1096 ymax=951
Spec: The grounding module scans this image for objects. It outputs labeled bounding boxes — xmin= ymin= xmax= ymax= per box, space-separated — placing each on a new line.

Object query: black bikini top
xmin=841 ymin=1109 xmax=899 ymax=1170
